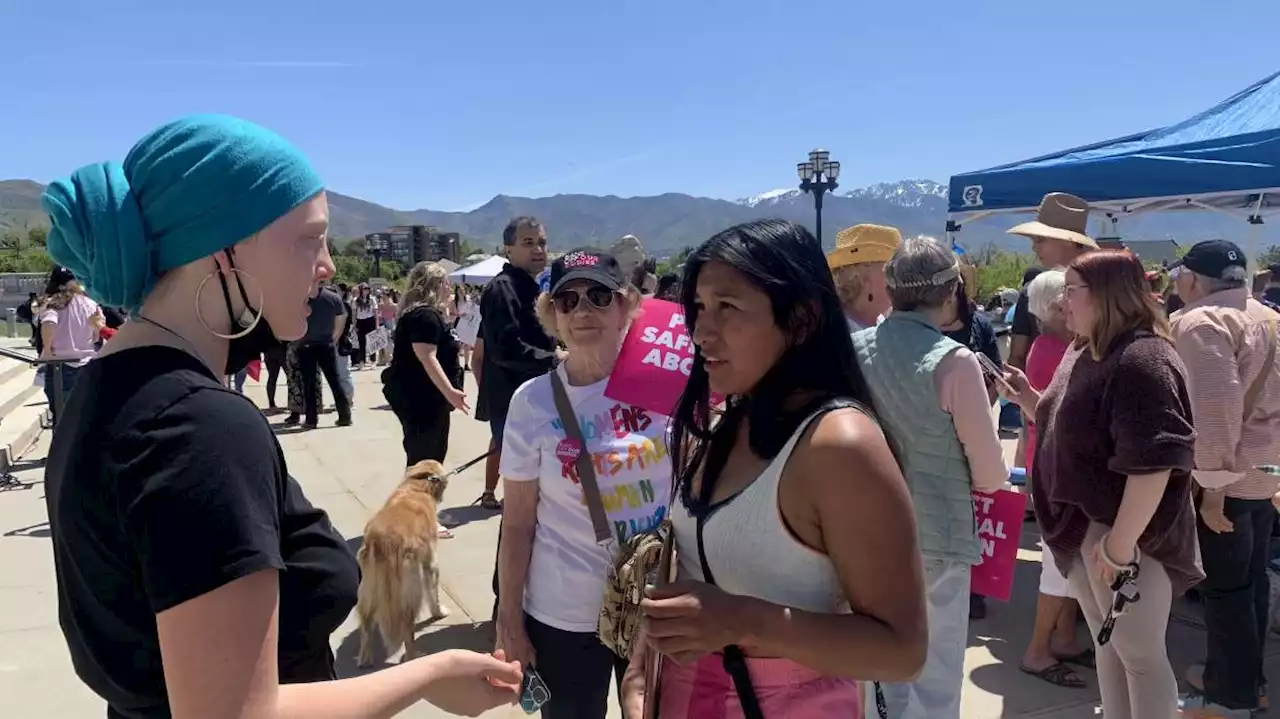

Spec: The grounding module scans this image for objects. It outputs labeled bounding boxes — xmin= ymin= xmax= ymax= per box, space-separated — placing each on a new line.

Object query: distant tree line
xmin=0 ymin=226 xmax=56 ymax=274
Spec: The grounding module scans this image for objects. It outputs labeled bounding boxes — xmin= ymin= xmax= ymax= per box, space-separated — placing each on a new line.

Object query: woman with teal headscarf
xmin=41 ymin=115 xmax=522 ymax=718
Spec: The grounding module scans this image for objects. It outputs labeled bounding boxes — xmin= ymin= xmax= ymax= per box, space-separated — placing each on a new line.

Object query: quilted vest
xmin=851 ymin=311 xmax=980 ymax=564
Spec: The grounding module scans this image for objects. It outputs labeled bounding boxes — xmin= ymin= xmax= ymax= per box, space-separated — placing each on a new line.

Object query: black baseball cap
xmin=1168 ymin=239 xmax=1247 ymax=279
xmin=549 ymin=248 xmax=627 ymax=294
xmin=44 ymin=266 xmax=75 ymax=295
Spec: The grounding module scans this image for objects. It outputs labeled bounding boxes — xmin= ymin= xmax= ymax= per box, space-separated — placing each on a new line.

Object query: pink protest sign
xmin=605 ymin=298 xmax=697 ymax=416
xmin=970 ymin=489 xmax=1027 ymax=601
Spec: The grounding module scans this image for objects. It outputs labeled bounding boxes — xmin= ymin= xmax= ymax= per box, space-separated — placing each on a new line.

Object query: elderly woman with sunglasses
xmin=495 ymin=248 xmax=672 ymax=718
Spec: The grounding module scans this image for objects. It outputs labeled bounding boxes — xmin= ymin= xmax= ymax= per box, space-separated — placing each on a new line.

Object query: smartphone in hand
xmin=520 ymin=666 xmax=551 ymax=715
xmin=974 ymin=353 xmax=1016 ymax=396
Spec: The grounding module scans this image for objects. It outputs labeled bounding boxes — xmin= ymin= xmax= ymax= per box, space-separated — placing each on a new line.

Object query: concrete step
xmin=0 ymin=351 xmax=45 ymax=474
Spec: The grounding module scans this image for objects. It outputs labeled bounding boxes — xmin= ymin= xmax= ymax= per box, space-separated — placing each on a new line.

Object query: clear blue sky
xmin=3 ymin=0 xmax=1277 ymax=211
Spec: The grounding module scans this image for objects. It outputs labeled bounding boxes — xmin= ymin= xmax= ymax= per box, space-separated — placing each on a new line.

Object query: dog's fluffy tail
xmin=356 ymin=539 xmax=427 ymax=655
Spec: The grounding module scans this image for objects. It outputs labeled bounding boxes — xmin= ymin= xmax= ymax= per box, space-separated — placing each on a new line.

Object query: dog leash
xmin=442 ymin=451 xmax=492 ymax=479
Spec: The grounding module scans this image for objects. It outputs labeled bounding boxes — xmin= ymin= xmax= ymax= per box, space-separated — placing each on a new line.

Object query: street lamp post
xmin=797 ymin=149 xmax=840 ymax=244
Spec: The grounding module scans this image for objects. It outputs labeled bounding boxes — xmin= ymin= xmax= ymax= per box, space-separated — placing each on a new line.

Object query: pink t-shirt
xmin=39 ymin=294 xmax=101 ymax=366
xmin=935 ymin=348 xmax=1009 ymax=492
xmin=1024 ymin=333 xmax=1070 ymax=472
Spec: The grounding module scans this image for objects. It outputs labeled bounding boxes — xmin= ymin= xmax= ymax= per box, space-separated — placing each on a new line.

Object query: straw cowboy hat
xmin=1007 ymin=192 xmax=1098 ymax=249
xmin=828 ymin=224 xmax=902 ymax=270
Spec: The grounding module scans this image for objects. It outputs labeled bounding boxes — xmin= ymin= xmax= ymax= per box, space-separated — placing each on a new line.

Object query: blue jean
xmin=337 ymin=353 xmax=355 ymax=400
xmin=877 ymin=558 xmax=970 ymax=719
xmin=44 ymin=363 xmax=81 ymax=423
xmin=1200 ymin=497 xmax=1274 ymax=710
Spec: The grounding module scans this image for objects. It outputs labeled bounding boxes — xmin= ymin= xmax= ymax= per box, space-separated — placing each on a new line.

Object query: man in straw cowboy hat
xmin=1005 ymin=192 xmax=1098 ymax=370
xmin=829 ymin=223 xmax=902 ymax=332
xmin=1006 ymin=192 xmax=1099 ymax=691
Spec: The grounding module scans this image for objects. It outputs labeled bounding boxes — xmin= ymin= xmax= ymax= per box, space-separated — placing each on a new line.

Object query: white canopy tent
xmin=448 ymin=256 xmax=508 ymax=285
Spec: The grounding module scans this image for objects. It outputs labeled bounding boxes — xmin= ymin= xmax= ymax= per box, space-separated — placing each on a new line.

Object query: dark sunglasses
xmin=552 ymin=286 xmax=616 ymax=313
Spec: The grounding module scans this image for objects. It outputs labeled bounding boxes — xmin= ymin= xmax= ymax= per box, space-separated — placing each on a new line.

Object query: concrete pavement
xmin=2 ymin=365 xmax=1278 ymax=717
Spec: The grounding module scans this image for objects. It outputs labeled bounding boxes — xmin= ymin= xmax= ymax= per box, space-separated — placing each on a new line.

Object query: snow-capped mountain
xmin=736 ymin=179 xmax=947 ymax=211
xmin=844 ymin=179 xmax=948 ymax=208
xmin=736 ymin=188 xmax=801 ymax=207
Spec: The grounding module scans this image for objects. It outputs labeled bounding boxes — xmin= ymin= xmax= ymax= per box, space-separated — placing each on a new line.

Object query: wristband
xmin=1098 ymin=532 xmax=1139 ymax=572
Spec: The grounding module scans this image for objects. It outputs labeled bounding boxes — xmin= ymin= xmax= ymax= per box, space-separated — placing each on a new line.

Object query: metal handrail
xmin=0 ymin=346 xmax=80 ymax=429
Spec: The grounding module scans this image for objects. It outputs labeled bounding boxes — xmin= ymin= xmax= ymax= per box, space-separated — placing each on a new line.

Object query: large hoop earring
xmin=194 ymin=267 xmax=265 ymax=340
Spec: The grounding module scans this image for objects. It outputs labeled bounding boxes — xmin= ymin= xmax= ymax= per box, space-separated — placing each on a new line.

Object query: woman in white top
xmin=351 ymin=283 xmax=377 ymax=368
xmin=624 ymin=219 xmax=927 ymax=719
xmin=496 ymin=248 xmax=672 ymax=718
xmin=39 ymin=266 xmax=103 ymax=421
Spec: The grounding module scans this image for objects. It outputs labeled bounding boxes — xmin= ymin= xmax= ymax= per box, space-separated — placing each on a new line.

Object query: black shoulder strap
xmin=695 ymin=396 xmax=887 ymax=719
xmin=694 ymin=512 xmax=765 ymax=719
xmin=549 ymin=369 xmax=612 ymax=544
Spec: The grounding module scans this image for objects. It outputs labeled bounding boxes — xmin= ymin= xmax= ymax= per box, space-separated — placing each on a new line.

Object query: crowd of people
xmin=24 ymin=113 xmax=1280 ymax=719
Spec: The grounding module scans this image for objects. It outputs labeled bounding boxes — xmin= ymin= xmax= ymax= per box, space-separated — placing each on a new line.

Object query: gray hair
xmin=884 ymin=236 xmax=961 ymax=311
xmin=1195 ymin=265 xmax=1249 ymax=293
xmin=1026 ymin=269 xmax=1066 ymax=321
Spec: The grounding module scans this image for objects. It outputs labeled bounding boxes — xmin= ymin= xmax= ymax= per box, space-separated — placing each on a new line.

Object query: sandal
xmin=1020 ymin=662 xmax=1086 ymax=689
xmin=474 ymin=492 xmax=502 ymax=511
xmin=437 ymin=526 xmax=455 ymax=539
xmin=1054 ymin=648 xmax=1096 ymax=670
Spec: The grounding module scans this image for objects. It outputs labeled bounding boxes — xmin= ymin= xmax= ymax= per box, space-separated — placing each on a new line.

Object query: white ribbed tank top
xmin=670 ymin=408 xmax=848 ymax=613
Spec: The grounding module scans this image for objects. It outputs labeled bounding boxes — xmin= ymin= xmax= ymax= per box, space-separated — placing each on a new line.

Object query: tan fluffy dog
xmin=356 ymin=460 xmax=450 ymax=666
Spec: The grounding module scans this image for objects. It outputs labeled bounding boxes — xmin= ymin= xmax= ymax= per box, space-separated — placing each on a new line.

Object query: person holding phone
xmin=495 ymin=248 xmax=671 ymax=718
xmin=999 ymin=250 xmax=1199 ymax=719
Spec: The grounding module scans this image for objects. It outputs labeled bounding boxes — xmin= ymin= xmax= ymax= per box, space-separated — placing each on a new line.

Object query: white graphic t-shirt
xmin=500 ymin=363 xmax=672 ymax=632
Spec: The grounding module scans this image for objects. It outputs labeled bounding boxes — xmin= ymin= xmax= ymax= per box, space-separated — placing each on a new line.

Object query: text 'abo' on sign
xmin=639 ymin=311 xmax=694 ymax=376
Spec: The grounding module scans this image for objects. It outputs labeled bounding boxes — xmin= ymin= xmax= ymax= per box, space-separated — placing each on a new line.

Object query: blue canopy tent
xmin=947 ymin=71 xmax=1280 ymax=258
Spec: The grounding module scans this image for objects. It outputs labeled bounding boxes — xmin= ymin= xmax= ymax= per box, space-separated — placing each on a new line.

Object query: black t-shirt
xmin=1010 ymin=287 xmax=1039 ymax=343
xmin=944 ymin=311 xmax=1002 ymax=367
xmin=477 ymin=265 xmax=556 ymax=420
xmin=305 ymin=287 xmax=346 ymax=344
xmin=385 ymin=306 xmax=460 ymax=420
xmin=44 ymin=346 xmax=359 ymax=719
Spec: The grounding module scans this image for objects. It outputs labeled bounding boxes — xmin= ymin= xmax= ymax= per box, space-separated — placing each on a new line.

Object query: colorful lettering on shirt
xmin=551 ymin=402 xmax=654 ymax=439
xmin=613 ymin=504 xmax=667 ymax=545
xmin=560 ymin=435 xmax=670 ymax=482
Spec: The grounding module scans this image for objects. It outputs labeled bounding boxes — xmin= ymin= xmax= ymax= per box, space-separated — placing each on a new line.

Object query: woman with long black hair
xmin=625 ymin=219 xmax=927 ymax=718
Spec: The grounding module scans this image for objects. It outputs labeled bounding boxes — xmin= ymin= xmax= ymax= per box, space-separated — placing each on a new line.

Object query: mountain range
xmin=3 ymin=178 xmax=1276 ymax=257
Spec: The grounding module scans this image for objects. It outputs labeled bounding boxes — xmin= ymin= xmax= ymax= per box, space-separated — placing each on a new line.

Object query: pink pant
xmin=657 ymin=653 xmax=862 ymax=718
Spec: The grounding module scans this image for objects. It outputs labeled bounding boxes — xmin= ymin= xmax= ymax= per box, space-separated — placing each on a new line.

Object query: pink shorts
xmin=657 ymin=653 xmax=862 ymax=719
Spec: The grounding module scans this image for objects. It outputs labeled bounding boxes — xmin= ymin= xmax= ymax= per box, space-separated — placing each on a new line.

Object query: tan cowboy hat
xmin=1007 ymin=192 xmax=1098 ymax=248
xmin=828 ymin=224 xmax=902 ymax=269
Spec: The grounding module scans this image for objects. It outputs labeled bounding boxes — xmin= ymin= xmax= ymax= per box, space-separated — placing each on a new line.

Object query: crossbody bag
xmin=548 ymin=369 xmax=673 ymax=661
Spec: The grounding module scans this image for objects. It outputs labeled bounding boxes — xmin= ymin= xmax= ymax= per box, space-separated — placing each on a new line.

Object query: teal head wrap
xmin=42 ymin=114 xmax=324 ymax=311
